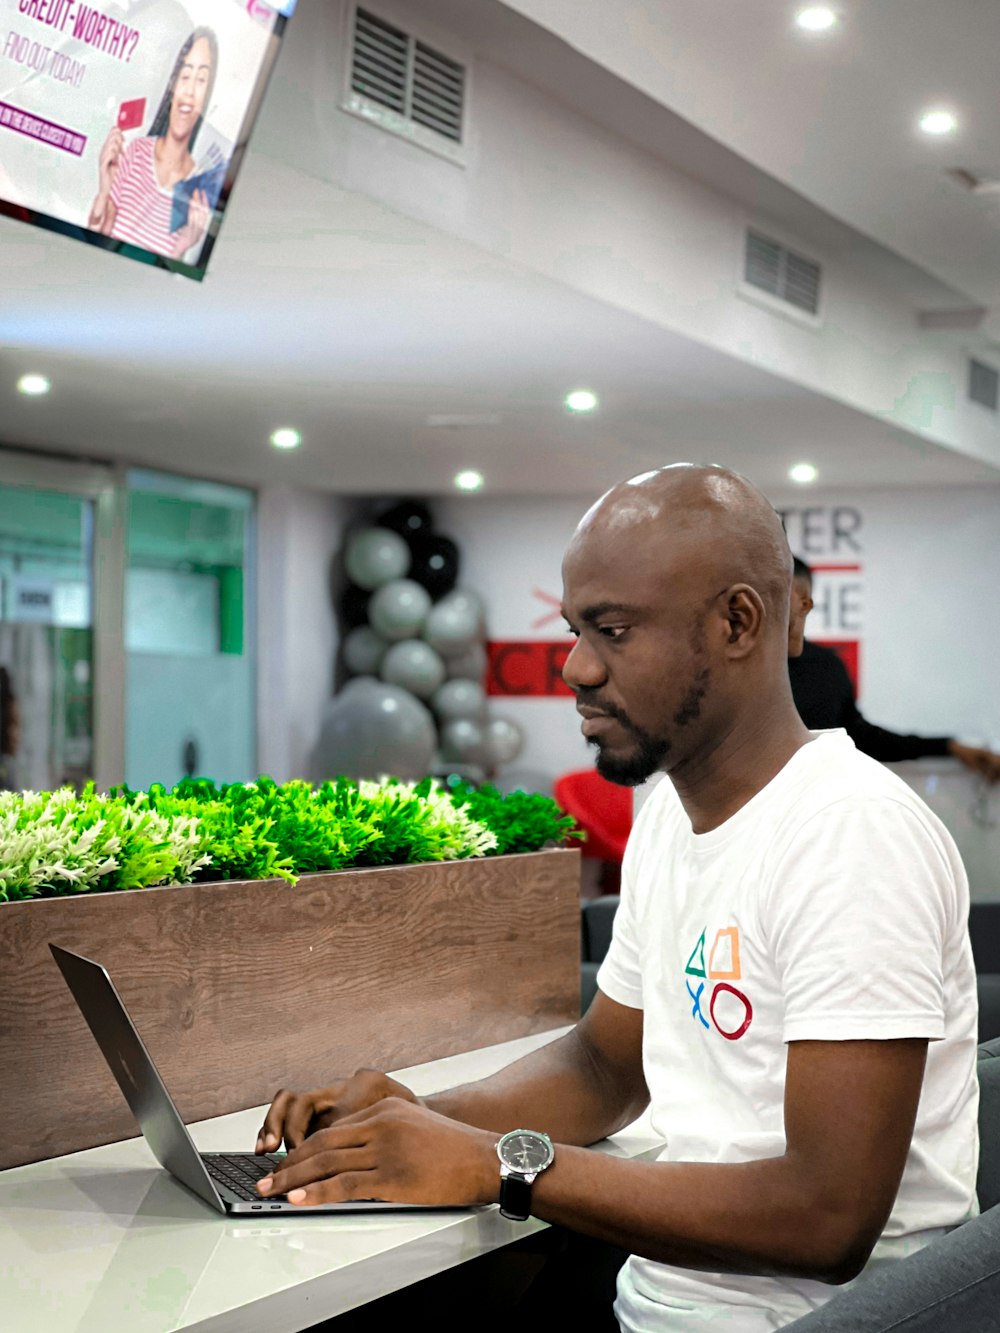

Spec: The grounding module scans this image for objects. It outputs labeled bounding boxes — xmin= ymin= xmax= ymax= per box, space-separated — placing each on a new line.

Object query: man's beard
xmin=584 ymin=668 xmax=710 ymax=787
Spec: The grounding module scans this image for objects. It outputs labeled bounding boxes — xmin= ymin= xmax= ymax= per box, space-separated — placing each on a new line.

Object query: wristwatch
xmin=496 ymin=1128 xmax=555 ymax=1220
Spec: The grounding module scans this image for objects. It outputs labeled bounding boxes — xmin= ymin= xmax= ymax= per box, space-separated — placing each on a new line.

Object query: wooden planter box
xmin=0 ymin=848 xmax=580 ymax=1169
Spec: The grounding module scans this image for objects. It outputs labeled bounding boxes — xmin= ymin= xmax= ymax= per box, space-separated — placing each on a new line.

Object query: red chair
xmin=553 ymin=768 xmax=632 ymax=893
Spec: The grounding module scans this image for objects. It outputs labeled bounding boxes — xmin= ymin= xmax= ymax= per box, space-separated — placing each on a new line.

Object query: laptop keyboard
xmin=203 ymin=1152 xmax=286 ymax=1201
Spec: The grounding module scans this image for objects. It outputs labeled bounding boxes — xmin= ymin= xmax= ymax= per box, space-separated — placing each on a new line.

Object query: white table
xmin=0 ymin=1028 xmax=664 ymax=1333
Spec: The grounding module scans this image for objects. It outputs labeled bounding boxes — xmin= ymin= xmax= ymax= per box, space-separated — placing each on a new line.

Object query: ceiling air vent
xmin=351 ymin=9 xmax=407 ymax=115
xmin=968 ymin=358 xmax=999 ymax=412
xmin=412 ymin=43 xmax=464 ymax=142
xmin=349 ymin=7 xmax=466 ymax=149
xmin=744 ymin=230 xmax=822 ymax=316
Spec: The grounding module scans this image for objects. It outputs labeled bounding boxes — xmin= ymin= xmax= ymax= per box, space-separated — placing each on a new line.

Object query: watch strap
xmin=498 ymin=1171 xmax=533 ymax=1221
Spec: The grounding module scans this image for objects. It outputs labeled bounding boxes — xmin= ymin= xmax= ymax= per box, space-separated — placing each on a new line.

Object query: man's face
xmin=561 ymin=527 xmax=713 ymax=786
xmin=788 ymin=576 xmax=813 ymax=658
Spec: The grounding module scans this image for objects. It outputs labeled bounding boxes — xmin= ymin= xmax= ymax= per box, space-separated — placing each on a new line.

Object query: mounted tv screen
xmin=0 ymin=0 xmax=296 ymax=280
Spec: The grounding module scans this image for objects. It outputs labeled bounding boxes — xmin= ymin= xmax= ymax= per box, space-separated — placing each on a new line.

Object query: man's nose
xmin=562 ymin=636 xmax=606 ymax=692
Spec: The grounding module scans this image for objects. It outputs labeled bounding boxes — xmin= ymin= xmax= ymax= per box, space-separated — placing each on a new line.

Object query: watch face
xmin=497 ymin=1130 xmax=554 ymax=1174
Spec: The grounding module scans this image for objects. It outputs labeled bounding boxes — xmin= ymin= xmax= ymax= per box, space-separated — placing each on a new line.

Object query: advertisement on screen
xmin=0 ymin=0 xmax=293 ymax=279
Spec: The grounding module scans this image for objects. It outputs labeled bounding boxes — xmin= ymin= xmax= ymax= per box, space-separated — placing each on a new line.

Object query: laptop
xmin=50 ymin=943 xmax=450 ymax=1216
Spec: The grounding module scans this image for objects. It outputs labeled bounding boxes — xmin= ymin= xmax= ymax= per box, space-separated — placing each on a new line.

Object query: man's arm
xmin=258 ymin=1024 xmax=926 ymax=1285
xmin=258 ymin=990 xmax=648 ymax=1152
xmin=796 ymin=642 xmax=1000 ymax=776
xmin=526 ymin=1037 xmax=927 ymax=1283
xmin=427 ymin=989 xmax=649 ymax=1143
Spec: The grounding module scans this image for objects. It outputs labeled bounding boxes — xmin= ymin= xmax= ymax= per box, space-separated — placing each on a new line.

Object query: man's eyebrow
xmin=563 ymin=601 xmax=642 ymax=624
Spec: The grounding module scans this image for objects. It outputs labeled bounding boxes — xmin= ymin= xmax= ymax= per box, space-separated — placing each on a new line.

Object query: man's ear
xmin=722 ymin=585 xmax=765 ymax=657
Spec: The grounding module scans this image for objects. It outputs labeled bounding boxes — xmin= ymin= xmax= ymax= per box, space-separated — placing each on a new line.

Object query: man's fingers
xmin=285 ymin=1171 xmax=378 ymax=1207
xmin=256 ymin=1089 xmax=297 ymax=1152
xmin=283 ymin=1095 xmax=322 ymax=1150
xmin=259 ymin=1146 xmax=375 ymax=1198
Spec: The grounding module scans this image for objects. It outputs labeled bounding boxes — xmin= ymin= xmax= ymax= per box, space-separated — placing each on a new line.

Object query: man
xmin=789 ymin=557 xmax=1000 ymax=780
xmin=255 ymin=466 xmax=978 ymax=1331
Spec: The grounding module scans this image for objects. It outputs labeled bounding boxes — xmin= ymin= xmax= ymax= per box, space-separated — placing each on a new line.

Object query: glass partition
xmin=124 ymin=470 xmax=255 ymax=790
xmin=0 ymin=483 xmax=94 ymax=791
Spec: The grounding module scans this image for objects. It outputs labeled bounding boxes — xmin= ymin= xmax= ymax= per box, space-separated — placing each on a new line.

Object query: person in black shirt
xmin=788 ymin=557 xmax=1000 ymax=781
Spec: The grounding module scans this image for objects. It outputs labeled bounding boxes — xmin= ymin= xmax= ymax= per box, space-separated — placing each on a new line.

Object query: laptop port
xmin=252 ymin=1204 xmax=262 ymax=1210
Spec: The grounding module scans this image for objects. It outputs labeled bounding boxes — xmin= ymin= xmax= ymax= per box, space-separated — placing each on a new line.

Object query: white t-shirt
xmin=597 ymin=730 xmax=979 ymax=1332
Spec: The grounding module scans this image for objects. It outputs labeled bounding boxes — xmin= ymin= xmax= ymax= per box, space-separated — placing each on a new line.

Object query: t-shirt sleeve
xmin=764 ymin=797 xmax=952 ymax=1043
xmin=594 ymin=795 xmax=654 ymax=1011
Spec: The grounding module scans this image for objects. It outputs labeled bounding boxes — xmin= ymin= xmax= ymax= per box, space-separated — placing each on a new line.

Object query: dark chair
xmin=580 ymin=895 xmax=621 ymax=1013
xmin=970 ymin=903 xmax=1000 ymax=1043
xmin=783 ymin=1037 xmax=1000 ymax=1330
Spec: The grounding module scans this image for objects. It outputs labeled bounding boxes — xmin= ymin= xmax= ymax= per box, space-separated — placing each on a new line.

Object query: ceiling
xmin=487 ymin=0 xmax=1000 ymax=315
xmin=2 ymin=0 xmax=1000 ymax=497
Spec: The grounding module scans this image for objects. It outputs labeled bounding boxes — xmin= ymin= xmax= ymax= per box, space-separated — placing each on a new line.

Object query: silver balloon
xmin=340 ymin=674 xmax=381 ymax=697
xmin=446 ymin=588 xmax=485 ymax=627
xmin=380 ymin=639 xmax=446 ymax=700
xmin=423 ymin=591 xmax=482 ymax=658
xmin=342 ymin=626 xmax=388 ymax=676
xmin=311 ymin=682 xmax=436 ymax=781
xmin=432 ymin=678 xmax=486 ymax=722
xmin=369 ymin=579 xmax=432 ymax=641
xmin=483 ymin=716 xmax=524 ymax=767
xmin=445 ymin=642 xmax=488 ymax=682
xmin=344 ymin=527 xmax=411 ymax=591
xmin=440 ymin=717 xmax=487 ymax=766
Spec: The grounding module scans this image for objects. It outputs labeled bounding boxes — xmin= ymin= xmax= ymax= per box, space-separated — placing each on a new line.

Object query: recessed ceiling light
xmin=270 ymin=427 xmax=301 ymax=450
xmin=789 ymin=462 xmax=819 ymax=484
xmin=919 ymin=108 xmax=958 ymax=137
xmin=454 ymin=469 xmax=484 ymax=492
xmin=565 ymin=389 xmax=599 ymax=413
xmin=17 ymin=373 xmax=50 ymax=396
xmin=794 ymin=6 xmax=838 ymax=33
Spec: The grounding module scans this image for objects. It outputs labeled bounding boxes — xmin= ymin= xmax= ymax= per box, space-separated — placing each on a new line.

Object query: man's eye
xmin=599 ymin=626 xmax=627 ymax=640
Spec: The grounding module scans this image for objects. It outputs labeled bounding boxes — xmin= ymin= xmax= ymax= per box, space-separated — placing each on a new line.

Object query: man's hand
xmin=256 ymin=1098 xmax=499 ymax=1208
xmin=948 ymin=740 xmax=1000 ymax=783
xmin=255 ymin=1069 xmax=423 ymax=1152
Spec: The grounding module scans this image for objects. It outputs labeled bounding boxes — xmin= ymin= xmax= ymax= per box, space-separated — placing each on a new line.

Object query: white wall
xmin=257 ymin=484 xmax=1000 ymax=888
xmin=253 ymin=0 xmax=1000 ymax=473
xmin=436 ymin=484 xmax=1000 ymax=789
xmin=435 ymin=494 xmax=590 ymax=791
xmin=257 ymin=486 xmax=349 ymax=781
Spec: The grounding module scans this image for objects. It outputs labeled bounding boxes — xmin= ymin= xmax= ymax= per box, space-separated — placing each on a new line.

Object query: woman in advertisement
xmin=88 ymin=26 xmax=220 ymax=262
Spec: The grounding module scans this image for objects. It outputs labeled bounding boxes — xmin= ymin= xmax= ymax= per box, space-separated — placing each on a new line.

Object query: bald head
xmin=561 ymin=465 xmax=798 ymax=785
xmin=569 ymin=464 xmax=792 ymax=643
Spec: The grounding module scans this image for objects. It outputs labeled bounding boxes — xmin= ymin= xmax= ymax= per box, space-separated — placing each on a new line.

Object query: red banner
xmin=487 ymin=638 xmax=860 ymax=697
xmin=486 ymin=640 xmax=575 ymax=697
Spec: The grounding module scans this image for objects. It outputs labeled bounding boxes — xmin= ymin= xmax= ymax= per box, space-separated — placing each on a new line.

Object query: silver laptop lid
xmin=49 ymin=944 xmax=226 ymax=1213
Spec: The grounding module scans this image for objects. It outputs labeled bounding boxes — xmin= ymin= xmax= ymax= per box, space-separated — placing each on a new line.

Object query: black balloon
xmin=377 ymin=499 xmax=435 ymax=540
xmin=407 ymin=532 xmax=460 ymax=600
xmin=340 ymin=582 xmax=372 ymax=629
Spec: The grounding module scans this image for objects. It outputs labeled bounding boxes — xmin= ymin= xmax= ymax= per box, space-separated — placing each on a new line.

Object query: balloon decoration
xmin=368 ymin=579 xmax=432 ymax=641
xmin=313 ymin=682 xmax=436 ymax=782
xmin=344 ymin=526 xmax=411 ymax=590
xmin=340 ymin=583 xmax=371 ymax=630
xmin=380 ymin=639 xmax=446 ymax=700
xmin=323 ymin=499 xmax=525 ymax=784
xmin=376 ymin=499 xmax=434 ymax=540
xmin=341 ymin=626 xmax=388 ymax=677
xmin=406 ymin=532 xmax=459 ymax=600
